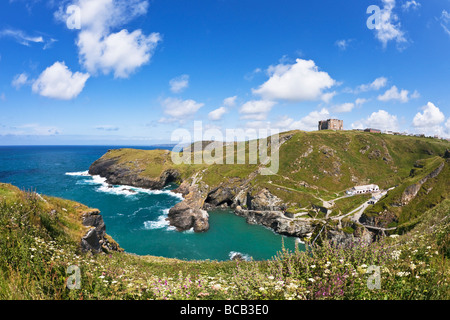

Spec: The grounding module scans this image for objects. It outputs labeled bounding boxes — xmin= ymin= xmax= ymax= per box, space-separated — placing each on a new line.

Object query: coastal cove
xmin=0 ymin=145 xmax=297 ymax=261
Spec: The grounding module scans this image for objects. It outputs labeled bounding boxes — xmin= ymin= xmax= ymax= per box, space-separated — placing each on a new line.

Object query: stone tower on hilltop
xmin=318 ymin=119 xmax=343 ymax=131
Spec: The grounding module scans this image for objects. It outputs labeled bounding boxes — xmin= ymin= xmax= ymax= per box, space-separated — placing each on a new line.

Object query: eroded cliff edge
xmin=88 ymin=131 xmax=450 ymax=245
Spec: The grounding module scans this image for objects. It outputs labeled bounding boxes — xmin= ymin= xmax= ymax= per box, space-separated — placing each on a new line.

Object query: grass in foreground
xmin=0 ymin=184 xmax=448 ymax=300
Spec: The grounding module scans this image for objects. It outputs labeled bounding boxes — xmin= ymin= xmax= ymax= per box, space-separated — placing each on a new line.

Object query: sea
xmin=0 ymin=145 xmax=300 ymax=261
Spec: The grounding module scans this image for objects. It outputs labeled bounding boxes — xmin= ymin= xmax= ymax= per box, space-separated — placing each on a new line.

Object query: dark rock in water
xmin=231 ymin=253 xmax=244 ymax=261
xmin=168 ymin=184 xmax=209 ymax=232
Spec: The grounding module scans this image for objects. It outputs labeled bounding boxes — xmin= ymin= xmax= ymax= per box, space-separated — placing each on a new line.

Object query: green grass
xmin=0 ymin=183 xmax=448 ymax=300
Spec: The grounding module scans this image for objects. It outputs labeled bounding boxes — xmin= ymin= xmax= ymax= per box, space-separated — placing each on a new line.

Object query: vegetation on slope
xmin=1 ymin=183 xmax=448 ymax=300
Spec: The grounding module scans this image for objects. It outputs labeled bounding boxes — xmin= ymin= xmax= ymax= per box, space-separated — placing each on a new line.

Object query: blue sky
xmin=0 ymin=0 xmax=449 ymax=145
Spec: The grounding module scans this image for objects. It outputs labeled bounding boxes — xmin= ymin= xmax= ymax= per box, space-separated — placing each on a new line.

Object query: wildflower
xmin=396 ymin=271 xmax=410 ymax=277
xmin=389 ymin=234 xmax=399 ymax=238
xmin=310 ymin=265 xmax=316 ymax=269
xmin=212 ymin=284 xmax=222 ymax=290
xmin=391 ymin=250 xmax=401 ymax=260
xmin=99 ymin=275 xmax=105 ymax=279
xmin=308 ymin=278 xmax=315 ymax=283
xmin=267 ymin=275 xmax=274 ymax=280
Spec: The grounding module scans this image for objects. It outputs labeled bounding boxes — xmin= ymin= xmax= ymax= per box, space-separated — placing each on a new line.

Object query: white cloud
xmin=252 ymin=58 xmax=336 ymax=102
xmin=440 ymin=10 xmax=450 ymax=37
xmin=208 ymin=107 xmax=227 ymax=121
xmin=333 ymin=102 xmax=355 ymax=113
xmin=4 ymin=124 xmax=61 ymax=136
xmin=169 ymin=74 xmax=189 ymax=93
xmin=412 ymin=102 xmax=445 ymax=128
xmin=321 ymin=91 xmax=336 ymax=104
xmin=32 ymin=61 xmax=90 ymax=100
xmin=276 ymin=108 xmax=330 ymax=131
xmin=223 ymin=96 xmax=237 ymax=107
xmin=60 ymin=0 xmax=161 ymax=78
xmin=12 ymin=73 xmax=29 ymax=89
xmin=355 ymin=98 xmax=368 ymax=106
xmin=356 ymin=77 xmax=387 ymax=93
xmin=77 ymin=29 xmax=161 ymax=78
xmin=335 ymin=39 xmax=353 ymax=50
xmin=412 ymin=102 xmax=448 ymax=138
xmin=239 ymin=100 xmax=277 ymax=120
xmin=0 ymin=28 xmax=43 ymax=46
xmin=161 ymin=97 xmax=204 ymax=120
xmin=373 ymin=0 xmax=407 ymax=48
xmin=402 ymin=1 xmax=421 ymax=11
xmin=352 ymin=109 xmax=399 ymax=131
xmin=378 ymin=85 xmax=412 ymax=103
xmin=0 ymin=93 xmax=6 ymax=101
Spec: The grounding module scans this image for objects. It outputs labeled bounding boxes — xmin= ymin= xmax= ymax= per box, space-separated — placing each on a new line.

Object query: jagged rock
xmin=81 ymin=210 xmax=121 ymax=253
xmin=168 ymin=186 xmax=209 ymax=232
xmin=89 ymin=156 xmax=180 ymax=190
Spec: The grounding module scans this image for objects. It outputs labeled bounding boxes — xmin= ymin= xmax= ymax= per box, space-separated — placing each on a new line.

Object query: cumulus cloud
xmin=32 ymin=61 xmax=89 ymax=100
xmin=352 ymin=110 xmax=399 ymax=131
xmin=356 ymin=77 xmax=387 ymax=93
xmin=169 ymin=74 xmax=189 ymax=93
xmin=161 ymin=97 xmax=204 ymax=121
xmin=372 ymin=0 xmax=407 ymax=48
xmin=58 ymin=0 xmax=161 ymax=78
xmin=208 ymin=107 xmax=227 ymax=121
xmin=333 ymin=102 xmax=355 ymax=113
xmin=273 ymin=108 xmax=330 ymax=131
xmin=12 ymin=73 xmax=29 ymax=89
xmin=223 ymin=96 xmax=237 ymax=107
xmin=239 ymin=100 xmax=277 ymax=120
xmin=413 ymin=102 xmax=445 ymax=131
xmin=252 ymin=59 xmax=336 ymax=102
xmin=378 ymin=85 xmax=414 ymax=103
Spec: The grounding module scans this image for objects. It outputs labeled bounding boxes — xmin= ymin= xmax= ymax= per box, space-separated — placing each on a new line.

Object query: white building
xmin=347 ymin=184 xmax=380 ymax=195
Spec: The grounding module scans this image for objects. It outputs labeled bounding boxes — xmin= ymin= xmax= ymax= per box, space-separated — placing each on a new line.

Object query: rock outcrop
xmin=81 ymin=210 xmax=121 ymax=253
xmin=89 ymin=155 xmax=180 ymax=190
xmin=168 ymin=183 xmax=210 ymax=232
xmin=401 ymin=162 xmax=444 ymax=206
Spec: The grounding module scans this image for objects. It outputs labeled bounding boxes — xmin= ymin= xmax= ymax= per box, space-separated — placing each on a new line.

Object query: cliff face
xmin=87 ymin=131 xmax=450 ymax=243
xmin=81 ymin=209 xmax=121 ymax=253
xmin=89 ymin=155 xmax=180 ymax=190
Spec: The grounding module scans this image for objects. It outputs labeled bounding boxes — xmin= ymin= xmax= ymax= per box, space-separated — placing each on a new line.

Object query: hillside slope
xmin=88 ymin=130 xmax=449 ymax=241
xmin=1 ymin=182 xmax=448 ymax=300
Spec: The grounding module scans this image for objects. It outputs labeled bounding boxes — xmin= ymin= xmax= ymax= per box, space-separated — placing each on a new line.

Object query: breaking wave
xmin=65 ymin=171 xmax=183 ymax=199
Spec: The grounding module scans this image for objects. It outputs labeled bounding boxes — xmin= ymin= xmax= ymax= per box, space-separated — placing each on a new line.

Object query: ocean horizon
xmin=0 ymin=145 xmax=298 ymax=261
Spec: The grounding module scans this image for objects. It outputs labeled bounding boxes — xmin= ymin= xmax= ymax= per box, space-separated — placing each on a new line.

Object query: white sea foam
xmin=229 ymin=251 xmax=252 ymax=261
xmin=65 ymin=170 xmax=183 ymax=200
xmin=143 ymin=209 xmax=175 ymax=231
xmin=65 ymin=170 xmax=90 ymax=176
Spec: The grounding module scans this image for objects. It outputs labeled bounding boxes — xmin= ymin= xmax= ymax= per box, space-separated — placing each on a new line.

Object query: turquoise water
xmin=0 ymin=146 xmax=300 ymax=261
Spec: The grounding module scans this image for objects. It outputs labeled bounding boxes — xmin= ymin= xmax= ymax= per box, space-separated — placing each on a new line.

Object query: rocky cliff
xmin=81 ymin=209 xmax=122 ymax=253
xmin=87 ymin=131 xmax=450 ymax=244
